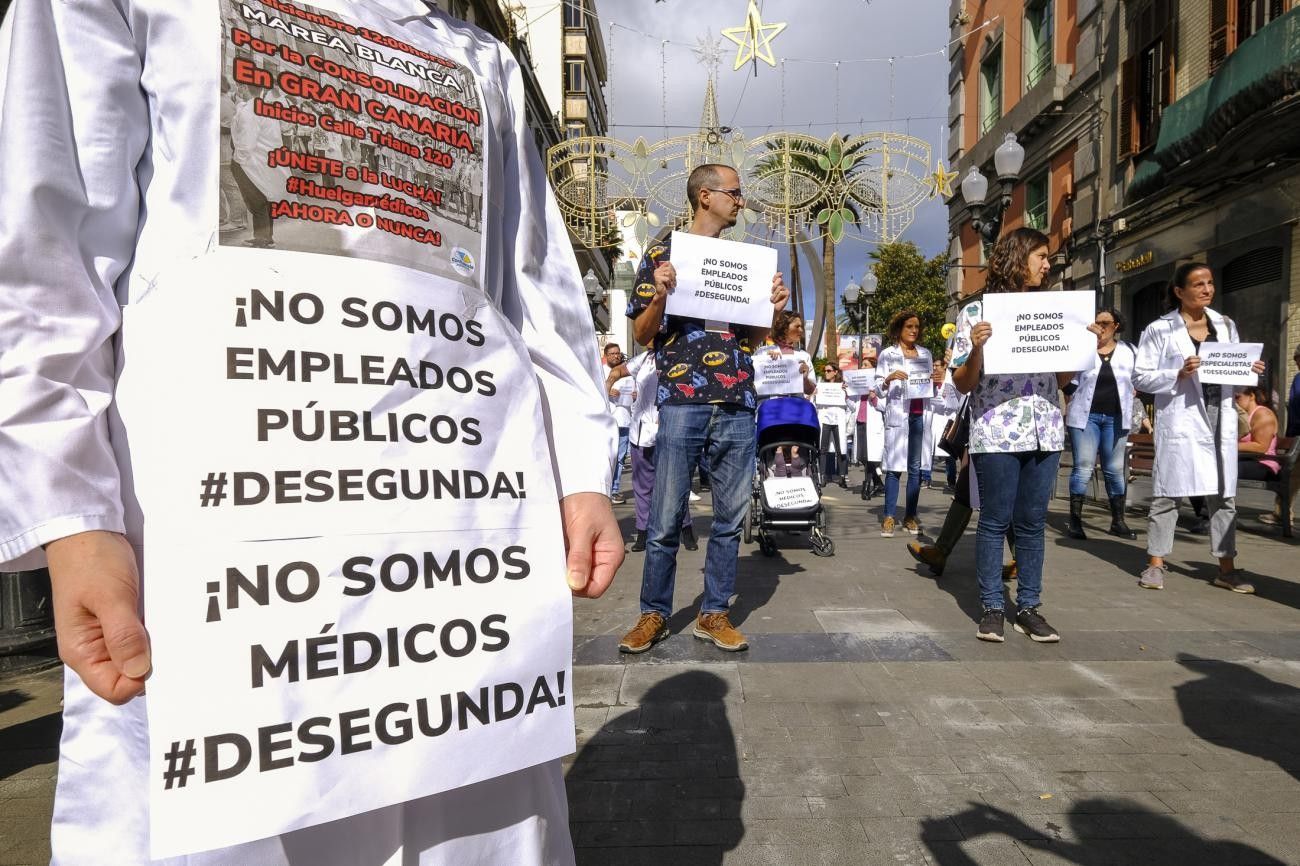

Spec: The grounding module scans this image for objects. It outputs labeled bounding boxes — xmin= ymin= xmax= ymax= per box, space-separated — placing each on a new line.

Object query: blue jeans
xmin=610 ymin=427 xmax=631 ymax=495
xmin=642 ymin=403 xmax=755 ymax=617
xmin=972 ymin=450 xmax=1061 ymax=611
xmin=883 ymin=414 xmax=925 ymax=520
xmin=1067 ymin=414 xmax=1128 ymax=497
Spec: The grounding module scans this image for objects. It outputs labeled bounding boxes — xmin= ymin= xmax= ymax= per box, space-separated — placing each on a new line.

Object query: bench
xmin=1126 ymin=433 xmax=1296 ymax=538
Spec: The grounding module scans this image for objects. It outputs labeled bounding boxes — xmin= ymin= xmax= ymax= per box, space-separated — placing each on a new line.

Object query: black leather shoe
xmin=682 ymin=526 xmax=699 ymax=551
xmin=630 ymin=530 xmax=646 ymax=552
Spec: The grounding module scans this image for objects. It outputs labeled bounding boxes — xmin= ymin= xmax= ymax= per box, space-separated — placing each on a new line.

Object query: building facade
xmin=1107 ymin=0 xmax=1300 ymax=409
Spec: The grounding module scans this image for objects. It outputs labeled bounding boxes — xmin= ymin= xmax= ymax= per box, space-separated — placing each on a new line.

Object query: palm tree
xmin=753 ymin=134 xmax=878 ymax=358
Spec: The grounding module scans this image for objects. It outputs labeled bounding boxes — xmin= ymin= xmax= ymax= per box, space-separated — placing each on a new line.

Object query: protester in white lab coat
xmin=816 ymin=365 xmax=851 ymax=486
xmin=855 ymin=347 xmax=886 ymax=499
xmin=603 ymin=343 xmax=634 ymax=504
xmin=0 ymin=3 xmax=620 ymax=864
xmin=924 ymin=356 xmax=958 ymax=491
xmin=875 ymin=311 xmax=933 ymax=537
xmin=1134 ymin=262 xmax=1266 ymax=593
xmin=1063 ymin=307 xmax=1140 ymax=541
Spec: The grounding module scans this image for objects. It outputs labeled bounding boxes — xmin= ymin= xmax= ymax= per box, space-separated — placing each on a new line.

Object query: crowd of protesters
xmin=605 ymin=223 xmax=1295 ymax=652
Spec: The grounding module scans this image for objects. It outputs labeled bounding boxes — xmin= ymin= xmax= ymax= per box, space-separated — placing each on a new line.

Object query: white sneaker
xmin=688 ymin=491 xmax=701 ymax=502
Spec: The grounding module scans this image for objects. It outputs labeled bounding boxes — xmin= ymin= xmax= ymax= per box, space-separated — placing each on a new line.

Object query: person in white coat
xmin=1063 ymin=307 xmax=1140 ymax=540
xmin=855 ymin=346 xmax=887 ymax=499
xmin=816 ymin=365 xmax=851 ymax=487
xmin=0 ymin=2 xmax=622 ymax=863
xmin=1134 ymin=262 xmax=1267 ymax=593
xmin=875 ymin=311 xmax=933 ymax=537
xmin=923 ymin=356 xmax=956 ymax=490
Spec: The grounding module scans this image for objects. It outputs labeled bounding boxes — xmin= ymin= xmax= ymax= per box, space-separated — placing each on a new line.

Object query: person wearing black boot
xmin=1064 ymin=307 xmax=1139 ymax=541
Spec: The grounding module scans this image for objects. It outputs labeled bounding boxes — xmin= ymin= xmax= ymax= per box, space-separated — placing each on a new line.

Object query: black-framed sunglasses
xmin=706 ymin=187 xmax=745 ymax=202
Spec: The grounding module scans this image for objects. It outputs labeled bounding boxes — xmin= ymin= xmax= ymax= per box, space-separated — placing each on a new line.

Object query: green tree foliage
xmin=842 ymin=242 xmax=949 ymax=359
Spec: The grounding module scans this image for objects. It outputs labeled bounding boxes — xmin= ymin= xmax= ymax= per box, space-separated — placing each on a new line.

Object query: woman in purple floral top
xmin=950 ymin=228 xmax=1075 ymax=645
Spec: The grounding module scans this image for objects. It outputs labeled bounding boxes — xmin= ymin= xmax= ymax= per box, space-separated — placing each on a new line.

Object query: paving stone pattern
xmin=2 ymin=473 xmax=1298 ymax=864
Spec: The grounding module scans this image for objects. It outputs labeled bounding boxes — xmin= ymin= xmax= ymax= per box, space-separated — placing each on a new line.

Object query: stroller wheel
xmin=743 ymin=504 xmax=755 ymax=544
xmin=759 ymin=536 xmax=777 ymax=557
xmin=811 ymin=533 xmax=835 ymax=558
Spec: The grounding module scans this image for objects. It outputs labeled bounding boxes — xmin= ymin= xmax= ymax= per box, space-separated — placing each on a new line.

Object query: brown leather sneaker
xmin=618 ymin=612 xmax=668 ymax=654
xmin=693 ymin=612 xmax=749 ymax=652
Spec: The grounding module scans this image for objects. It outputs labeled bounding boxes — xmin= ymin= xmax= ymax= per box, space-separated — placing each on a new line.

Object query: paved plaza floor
xmin=3 ymin=468 xmax=1298 ymax=864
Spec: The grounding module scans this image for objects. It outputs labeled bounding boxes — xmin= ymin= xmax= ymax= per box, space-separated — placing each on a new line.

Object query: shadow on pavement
xmin=920 ymin=798 xmax=1284 ymax=865
xmin=1175 ymin=655 xmax=1300 ymax=782
xmin=566 ymin=671 xmax=742 ymax=865
xmin=0 ymin=710 xmax=61 ymax=781
xmin=663 ymin=547 xmax=805 ymax=635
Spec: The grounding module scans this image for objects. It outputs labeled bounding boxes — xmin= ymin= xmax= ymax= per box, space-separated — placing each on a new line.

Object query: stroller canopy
xmin=757 ymin=396 xmax=819 ymax=449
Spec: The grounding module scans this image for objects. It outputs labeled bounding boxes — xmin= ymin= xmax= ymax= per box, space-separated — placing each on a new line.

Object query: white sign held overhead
xmin=754 ymin=355 xmax=804 ymax=396
xmin=1197 ymin=342 xmax=1263 ymax=386
xmin=665 ymin=231 xmax=778 ymax=328
xmin=981 ymin=291 xmax=1096 ymax=376
xmin=843 ymin=369 xmax=876 ymax=396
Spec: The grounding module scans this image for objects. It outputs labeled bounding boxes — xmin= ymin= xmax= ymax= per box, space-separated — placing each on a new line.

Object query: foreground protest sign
xmin=665 ymin=231 xmax=778 ymax=328
xmin=843 ymin=369 xmax=876 ymax=396
xmin=754 ymin=355 xmax=804 ymax=396
xmin=981 ymin=291 xmax=1095 ymax=376
xmin=1197 ymin=342 xmax=1263 ymax=386
xmin=905 ymin=358 xmax=935 ymax=399
xmin=116 ymin=249 xmax=576 ymax=858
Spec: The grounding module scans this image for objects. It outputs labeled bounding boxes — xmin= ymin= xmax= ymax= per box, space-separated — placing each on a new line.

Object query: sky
xmin=595 ymin=0 xmax=953 ymax=306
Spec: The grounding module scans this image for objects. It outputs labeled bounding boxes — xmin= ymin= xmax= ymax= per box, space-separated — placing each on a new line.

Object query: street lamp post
xmin=960 ymin=132 xmax=1026 ymax=243
xmin=842 ymin=269 xmax=879 ymax=364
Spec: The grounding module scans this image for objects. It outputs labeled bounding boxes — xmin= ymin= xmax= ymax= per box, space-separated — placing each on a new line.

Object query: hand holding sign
xmin=981 ymin=291 xmax=1096 ymax=375
xmin=1195 ymin=343 xmax=1264 ymax=386
xmin=665 ymin=231 xmax=780 ymax=328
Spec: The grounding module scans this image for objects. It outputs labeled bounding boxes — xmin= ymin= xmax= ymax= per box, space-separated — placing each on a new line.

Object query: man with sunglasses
xmin=618 ymin=164 xmax=789 ymax=654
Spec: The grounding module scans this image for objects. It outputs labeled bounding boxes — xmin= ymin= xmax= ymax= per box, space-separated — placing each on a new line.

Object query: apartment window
xmin=565 ymin=60 xmax=585 ymax=94
xmin=1119 ymin=0 xmax=1174 ymax=158
xmin=1238 ymin=0 xmax=1287 ymax=44
xmin=1024 ymin=172 xmax=1049 ymax=231
xmin=563 ymin=0 xmax=583 ymax=29
xmin=979 ymin=41 xmax=1003 ymax=136
xmin=566 ymin=122 xmax=586 ymax=140
xmin=1024 ymin=0 xmax=1054 ymax=89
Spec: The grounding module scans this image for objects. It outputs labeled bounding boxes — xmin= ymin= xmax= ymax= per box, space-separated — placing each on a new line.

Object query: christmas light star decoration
xmin=693 ymin=33 xmax=726 ymax=80
xmin=721 ymin=0 xmax=786 ymax=72
xmin=927 ymin=160 xmax=959 ymax=199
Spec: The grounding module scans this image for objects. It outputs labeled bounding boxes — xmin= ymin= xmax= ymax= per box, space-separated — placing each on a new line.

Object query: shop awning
xmin=1153 ymin=5 xmax=1300 ymax=171
xmin=1127 ymin=158 xmax=1165 ymax=201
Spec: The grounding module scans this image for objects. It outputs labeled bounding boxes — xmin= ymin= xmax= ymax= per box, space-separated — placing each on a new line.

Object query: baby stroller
xmin=746 ymin=397 xmax=834 ymax=557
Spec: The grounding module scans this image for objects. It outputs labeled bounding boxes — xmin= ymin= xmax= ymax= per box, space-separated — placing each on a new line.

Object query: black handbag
xmin=937 ymin=396 xmax=971 ymax=458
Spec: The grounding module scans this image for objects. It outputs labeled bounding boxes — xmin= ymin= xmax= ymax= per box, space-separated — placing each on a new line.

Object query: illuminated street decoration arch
xmin=546 ymin=128 xmax=935 ymax=251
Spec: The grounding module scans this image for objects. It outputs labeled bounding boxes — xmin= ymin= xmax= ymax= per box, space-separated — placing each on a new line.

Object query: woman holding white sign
xmin=1063 ymin=307 xmax=1140 ymax=541
xmin=1134 ymin=263 xmax=1267 ymax=593
xmin=816 ymin=365 xmax=851 ymax=486
xmin=875 ymin=311 xmax=933 ymax=537
xmin=950 ymin=228 xmax=1068 ymax=644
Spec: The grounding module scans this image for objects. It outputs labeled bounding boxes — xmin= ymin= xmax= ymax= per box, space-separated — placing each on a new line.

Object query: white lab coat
xmin=875 ymin=345 xmax=934 ymax=473
xmin=0 ymin=2 xmax=613 ymax=863
xmin=1133 ymin=308 xmax=1241 ymax=498
xmin=925 ymin=378 xmax=960 ymax=465
xmin=815 ymin=383 xmax=851 ymax=454
xmin=627 ymin=352 xmax=660 ymax=448
xmin=1066 ymin=342 xmax=1139 ymax=431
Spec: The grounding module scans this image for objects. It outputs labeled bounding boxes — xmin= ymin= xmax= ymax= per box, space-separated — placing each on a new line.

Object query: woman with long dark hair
xmin=875 ymin=311 xmax=933 ymax=536
xmin=1134 ymin=263 xmax=1267 ymax=592
xmin=950 ymin=227 xmax=1069 ymax=643
xmin=1064 ymin=306 xmax=1140 ymax=540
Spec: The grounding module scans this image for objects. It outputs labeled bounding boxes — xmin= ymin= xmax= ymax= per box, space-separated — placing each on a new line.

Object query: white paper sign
xmin=981 ymin=291 xmax=1096 ymax=375
xmin=815 ymin=383 xmax=847 ymax=408
xmin=843 ymin=369 xmax=876 ymax=396
xmin=116 ymin=250 xmax=574 ymax=858
xmin=1197 ymin=342 xmax=1263 ymax=385
xmin=906 ymin=359 xmax=935 ymax=400
xmin=614 ymin=377 xmax=635 ymax=407
xmin=754 ymin=355 xmax=804 ymax=396
xmin=762 ymin=476 xmax=820 ymax=510
xmin=665 ymin=231 xmax=778 ymax=328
